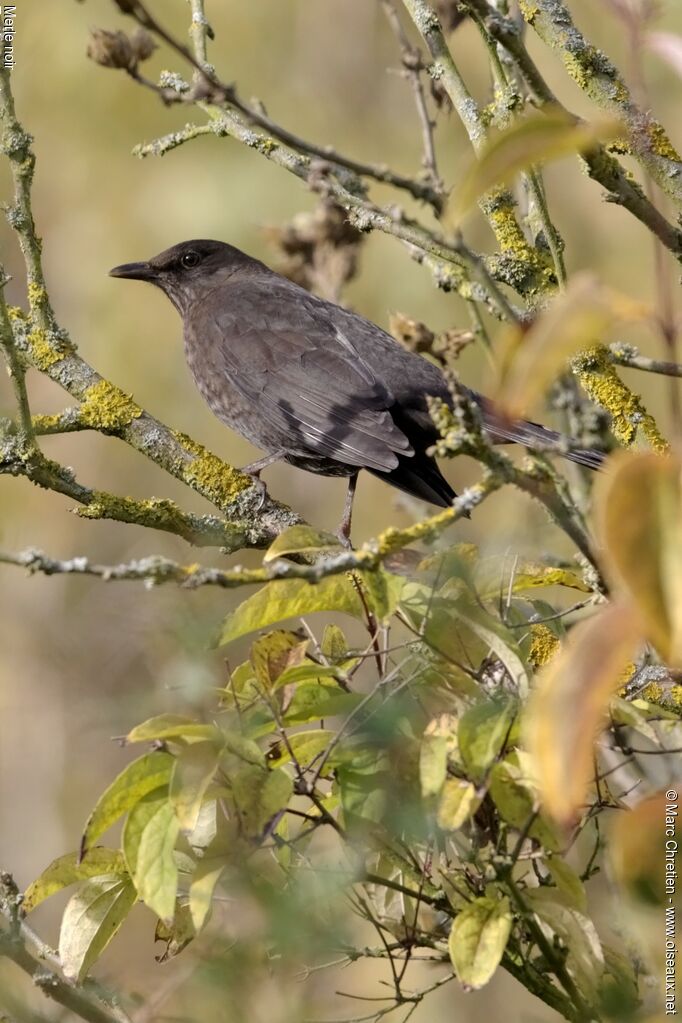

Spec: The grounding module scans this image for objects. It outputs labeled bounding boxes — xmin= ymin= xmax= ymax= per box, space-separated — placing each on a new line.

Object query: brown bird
xmin=110 ymin=239 xmax=602 ymax=544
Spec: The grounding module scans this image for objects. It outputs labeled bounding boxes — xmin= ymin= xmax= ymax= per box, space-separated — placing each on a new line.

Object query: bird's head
xmin=109 ymin=239 xmax=260 ymax=314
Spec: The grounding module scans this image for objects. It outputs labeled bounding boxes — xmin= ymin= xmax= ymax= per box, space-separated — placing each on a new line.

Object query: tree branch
xmin=609 ymin=343 xmax=682 ymax=378
xmin=462 ymin=0 xmax=682 ymax=261
xmin=0 ymin=873 xmax=131 ymax=1023
xmin=0 ymin=66 xmax=300 ymax=550
xmin=0 ymin=482 xmax=493 ymax=589
xmin=519 ymin=0 xmax=682 ymax=208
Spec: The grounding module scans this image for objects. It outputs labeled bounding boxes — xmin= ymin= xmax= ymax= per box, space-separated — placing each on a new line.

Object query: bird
xmin=109 ymin=239 xmax=603 ymax=545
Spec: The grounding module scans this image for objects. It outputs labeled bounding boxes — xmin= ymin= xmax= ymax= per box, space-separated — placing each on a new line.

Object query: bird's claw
xmin=244 ymin=473 xmax=268 ymax=510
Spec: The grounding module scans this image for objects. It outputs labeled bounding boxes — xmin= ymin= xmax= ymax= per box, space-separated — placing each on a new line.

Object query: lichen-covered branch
xmin=0 ymin=424 xmax=253 ymax=548
xmin=0 ymin=483 xmax=490 ymax=589
xmin=463 ymin=0 xmax=682 ymax=261
xmin=571 ymin=345 xmax=669 ymax=453
xmin=0 ymin=281 xmax=35 ymax=451
xmin=401 ymin=0 xmax=557 ymax=301
xmin=0 ymin=67 xmax=300 ymax=550
xmin=117 ymin=0 xmax=444 ymax=211
xmin=428 ymin=380 xmax=601 ymax=577
xmin=609 ymin=344 xmax=682 ymax=379
xmin=519 ymin=0 xmax=682 ymax=208
xmin=133 ymin=109 xmax=522 ymax=317
xmin=0 ymin=873 xmax=130 ymax=1023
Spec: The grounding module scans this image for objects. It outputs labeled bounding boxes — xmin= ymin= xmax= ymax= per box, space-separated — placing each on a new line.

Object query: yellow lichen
xmin=31 ymin=413 xmax=63 ymax=433
xmin=483 ymin=193 xmax=555 ymax=297
xmin=173 ymin=431 xmax=251 ymax=509
xmin=670 ymin=686 xmax=682 ymax=707
xmin=78 ymin=379 xmax=142 ymax=431
xmin=528 ymin=624 xmax=559 ymax=668
xmin=646 ymin=122 xmax=681 ymax=163
xmin=27 ymin=281 xmax=48 ymax=308
xmin=518 ymin=0 xmax=539 ymax=23
xmin=26 ymin=328 xmax=73 ymax=371
xmin=571 ymin=345 xmax=669 ymax=453
xmin=641 ymin=681 xmax=664 ymax=704
xmin=78 ymin=492 xmax=186 ymax=529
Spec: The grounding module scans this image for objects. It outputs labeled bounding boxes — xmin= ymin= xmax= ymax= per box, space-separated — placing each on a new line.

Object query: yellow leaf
xmin=491 ymin=273 xmax=648 ymax=418
xmin=437 ymin=779 xmax=480 ymax=830
xmin=525 ymin=601 xmax=642 ymax=824
xmin=450 ymin=108 xmax=622 ymax=225
xmin=596 ymin=450 xmax=682 ymax=665
xmin=59 ymin=877 xmax=136 ymax=982
xmin=263 ymin=524 xmax=341 ymax=562
xmin=23 ymin=849 xmax=126 ymax=914
xmin=609 ymin=792 xmax=676 ymax=906
xmin=448 ymin=896 xmax=512 ymax=989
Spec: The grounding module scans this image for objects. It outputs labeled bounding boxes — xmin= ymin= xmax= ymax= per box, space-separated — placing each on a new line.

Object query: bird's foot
xmin=334 ymin=526 xmax=353 ymax=550
xmin=239 ymin=466 xmax=269 ymax=510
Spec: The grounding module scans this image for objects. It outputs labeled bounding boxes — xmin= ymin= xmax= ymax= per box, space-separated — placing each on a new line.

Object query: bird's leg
xmin=239 ymin=450 xmax=284 ymax=508
xmin=336 ymin=472 xmax=359 ymax=549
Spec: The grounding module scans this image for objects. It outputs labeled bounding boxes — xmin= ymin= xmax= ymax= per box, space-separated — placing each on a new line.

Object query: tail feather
xmin=476 ymin=398 xmax=606 ymax=471
xmin=370 ymin=454 xmax=456 ymax=508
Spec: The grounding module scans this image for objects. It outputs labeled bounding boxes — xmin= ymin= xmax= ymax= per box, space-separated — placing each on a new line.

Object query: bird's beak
xmin=108 ymin=261 xmax=157 ymax=281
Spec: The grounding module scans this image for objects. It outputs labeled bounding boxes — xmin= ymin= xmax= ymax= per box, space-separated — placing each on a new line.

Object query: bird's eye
xmin=180 ymin=251 xmax=201 ymax=269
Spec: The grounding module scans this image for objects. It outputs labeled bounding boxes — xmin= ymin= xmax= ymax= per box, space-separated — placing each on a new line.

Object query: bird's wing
xmin=207 ymin=284 xmax=413 ymax=471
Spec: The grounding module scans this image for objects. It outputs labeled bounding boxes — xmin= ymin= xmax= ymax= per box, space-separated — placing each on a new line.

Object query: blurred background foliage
xmin=2 ymin=1 xmax=682 ymax=1020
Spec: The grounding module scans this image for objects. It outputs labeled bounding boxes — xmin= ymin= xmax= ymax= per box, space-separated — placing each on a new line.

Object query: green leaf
xmin=59 ymin=876 xmax=136 ymax=982
xmin=451 ymin=108 xmax=621 ymax=223
xmin=489 ymin=761 xmax=560 ymax=851
xmin=437 ymin=779 xmax=480 ymax=831
xmin=23 ymin=849 xmax=127 ymax=913
xmin=223 ymin=731 xmax=266 ymax=767
xmin=81 ymin=752 xmax=174 ymax=856
xmin=219 ymin=569 xmax=402 ymax=646
xmin=219 ymin=576 xmax=364 ymax=645
xmin=125 ymin=792 xmax=179 ymax=921
xmin=189 ymin=857 xmax=226 ymax=931
xmin=525 ymin=890 xmax=604 ymax=996
xmin=122 ymin=788 xmax=167 ymax=879
xmin=127 ymin=714 xmax=219 ymax=743
xmin=458 ymin=698 xmax=517 ymax=782
xmin=263 ymin=524 xmax=342 ymax=562
xmin=419 ymin=734 xmax=448 ymax=798
xmin=359 ymin=569 xmax=405 ymax=623
xmin=456 ymin=606 xmax=529 ymax=697
xmin=283 ymin=683 xmax=362 ymax=725
xmin=250 ymin=630 xmax=309 ymax=689
xmin=170 ymin=741 xmax=221 ymax=832
xmin=543 ymin=858 xmax=587 ymax=912
xmin=337 ymin=751 xmax=390 ymax=827
xmin=266 ymin=729 xmax=334 ymax=771
xmin=321 ymin=624 xmax=349 ymax=661
xmin=155 ymin=901 xmax=196 ymax=961
xmin=274 ymin=662 xmax=342 ymax=689
xmin=448 ymin=896 xmax=512 ymax=990
xmin=187 ymin=799 xmax=218 ymax=853
xmin=231 ymin=766 xmax=293 ymax=837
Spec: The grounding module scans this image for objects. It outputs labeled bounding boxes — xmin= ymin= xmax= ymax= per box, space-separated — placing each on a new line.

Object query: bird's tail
xmin=370 ymin=454 xmax=456 ymax=508
xmin=475 ymin=396 xmax=606 ymax=470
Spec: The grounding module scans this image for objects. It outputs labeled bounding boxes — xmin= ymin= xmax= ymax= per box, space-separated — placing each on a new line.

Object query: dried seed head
xmin=130 ymin=27 xmax=157 ymax=64
xmin=265 ymin=202 xmax=364 ymax=303
xmin=86 ymin=28 xmax=135 ymax=71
